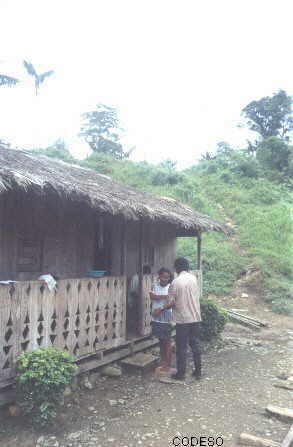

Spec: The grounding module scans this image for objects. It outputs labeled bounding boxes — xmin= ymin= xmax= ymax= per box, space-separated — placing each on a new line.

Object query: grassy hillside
xmin=32 ymin=147 xmax=293 ymax=315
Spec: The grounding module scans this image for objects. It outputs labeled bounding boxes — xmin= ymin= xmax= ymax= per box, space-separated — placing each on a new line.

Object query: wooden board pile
xmin=224 ymin=308 xmax=268 ymax=330
xmin=239 ymin=370 xmax=293 ymax=447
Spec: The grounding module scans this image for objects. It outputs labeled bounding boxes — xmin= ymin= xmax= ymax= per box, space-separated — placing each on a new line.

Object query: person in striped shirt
xmin=150 ymin=267 xmax=173 ymax=372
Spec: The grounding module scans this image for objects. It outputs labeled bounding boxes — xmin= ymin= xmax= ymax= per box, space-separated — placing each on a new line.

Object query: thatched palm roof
xmin=0 ymin=148 xmax=229 ymax=235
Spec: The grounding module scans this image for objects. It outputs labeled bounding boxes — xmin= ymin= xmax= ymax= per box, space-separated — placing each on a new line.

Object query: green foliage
xmin=31 ymin=140 xmax=76 ymax=164
xmin=16 ymin=347 xmax=77 ymax=427
xmin=200 ymin=298 xmax=229 ymax=340
xmin=80 ymin=104 xmax=131 ymax=159
xmin=0 ymin=74 xmax=20 ymax=87
xmin=241 ymin=89 xmax=293 ymax=139
xmin=23 ymin=60 xmax=54 ymax=96
xmin=256 ymin=137 xmax=293 ymax=173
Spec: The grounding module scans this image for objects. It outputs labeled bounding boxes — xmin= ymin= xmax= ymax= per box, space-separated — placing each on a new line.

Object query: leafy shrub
xmin=200 ymin=298 xmax=228 ymax=340
xmin=256 ymin=137 xmax=292 ymax=172
xmin=16 ymin=347 xmax=77 ymax=427
xmin=231 ymin=158 xmax=259 ymax=178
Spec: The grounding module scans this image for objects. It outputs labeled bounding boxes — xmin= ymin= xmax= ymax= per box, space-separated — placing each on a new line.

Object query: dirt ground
xmin=1 ymin=273 xmax=292 ymax=447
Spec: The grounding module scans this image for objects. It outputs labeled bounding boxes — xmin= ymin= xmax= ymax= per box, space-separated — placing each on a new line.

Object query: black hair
xmin=174 ymin=257 xmax=189 ymax=273
xmin=143 ymin=265 xmax=152 ymax=274
xmin=157 ymin=267 xmax=173 ymax=283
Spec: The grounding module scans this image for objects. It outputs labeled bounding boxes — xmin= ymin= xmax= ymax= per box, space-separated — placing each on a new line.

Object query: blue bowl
xmin=85 ymin=270 xmax=106 ymax=278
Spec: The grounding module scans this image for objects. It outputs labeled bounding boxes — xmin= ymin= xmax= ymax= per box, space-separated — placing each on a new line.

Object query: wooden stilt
xmin=197 ymin=232 xmax=202 ymax=270
xmin=120 ymin=217 xmax=127 ymax=275
xmin=138 ymin=219 xmax=144 ymax=335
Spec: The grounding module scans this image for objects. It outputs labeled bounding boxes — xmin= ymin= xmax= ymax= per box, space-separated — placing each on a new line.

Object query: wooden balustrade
xmin=0 ymin=276 xmax=126 ymax=387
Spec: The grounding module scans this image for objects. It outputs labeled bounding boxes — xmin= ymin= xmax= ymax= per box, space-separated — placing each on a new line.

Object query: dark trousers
xmin=175 ymin=322 xmax=201 ymax=377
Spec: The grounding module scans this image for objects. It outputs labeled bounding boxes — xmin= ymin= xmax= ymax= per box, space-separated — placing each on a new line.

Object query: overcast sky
xmin=0 ymin=0 xmax=292 ymax=168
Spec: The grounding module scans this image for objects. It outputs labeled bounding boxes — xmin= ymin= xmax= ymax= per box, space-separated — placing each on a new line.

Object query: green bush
xmin=200 ymin=298 xmax=228 ymax=340
xmin=16 ymin=347 xmax=77 ymax=427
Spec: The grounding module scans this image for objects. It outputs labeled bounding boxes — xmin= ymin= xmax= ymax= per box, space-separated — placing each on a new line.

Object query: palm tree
xmin=23 ymin=60 xmax=54 ymax=96
xmin=0 ymin=74 xmax=20 ymax=87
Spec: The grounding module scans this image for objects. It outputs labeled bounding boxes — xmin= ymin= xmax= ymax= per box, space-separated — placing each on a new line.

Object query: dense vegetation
xmin=28 ymin=90 xmax=293 ymax=315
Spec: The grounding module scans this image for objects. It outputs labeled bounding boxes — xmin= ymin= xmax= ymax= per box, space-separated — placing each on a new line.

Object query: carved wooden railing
xmin=0 ymin=277 xmax=126 ymax=387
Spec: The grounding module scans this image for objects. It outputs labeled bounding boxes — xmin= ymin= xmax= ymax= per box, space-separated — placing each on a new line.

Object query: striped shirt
xmin=151 ymin=282 xmax=172 ymax=323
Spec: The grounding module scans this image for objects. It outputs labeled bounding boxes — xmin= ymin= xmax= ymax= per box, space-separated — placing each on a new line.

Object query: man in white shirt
xmin=159 ymin=257 xmax=202 ymax=381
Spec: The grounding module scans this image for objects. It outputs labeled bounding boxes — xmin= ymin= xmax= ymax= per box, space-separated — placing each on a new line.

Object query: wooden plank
xmin=266 ymin=406 xmax=293 ymax=422
xmin=29 ymin=281 xmax=45 ymax=351
xmin=274 ymin=381 xmax=293 ymax=391
xmin=138 ymin=219 xmax=144 ymax=335
xmin=281 ymin=424 xmax=293 ymax=447
xmin=77 ymin=335 xmax=159 ymax=375
xmin=120 ymin=217 xmax=127 ymax=275
xmin=77 ymin=346 xmax=131 ymax=374
xmin=239 ymin=433 xmax=280 ymax=447
xmin=98 ymin=277 xmax=108 ymax=349
xmin=78 ymin=278 xmax=92 ymax=357
xmin=118 ymin=277 xmax=127 ymax=341
xmin=226 ymin=309 xmax=268 ymax=327
xmin=0 ymin=284 xmax=14 ymax=383
xmin=19 ymin=281 xmax=33 ymax=354
xmin=228 ymin=314 xmax=261 ymax=330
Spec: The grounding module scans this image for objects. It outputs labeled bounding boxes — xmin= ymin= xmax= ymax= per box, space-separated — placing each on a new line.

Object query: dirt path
xmin=1 ymin=313 xmax=292 ymax=447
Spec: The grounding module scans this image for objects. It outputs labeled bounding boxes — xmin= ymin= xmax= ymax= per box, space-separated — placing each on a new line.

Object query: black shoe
xmin=192 ymin=370 xmax=202 ymax=380
xmin=171 ymin=373 xmax=185 ymax=381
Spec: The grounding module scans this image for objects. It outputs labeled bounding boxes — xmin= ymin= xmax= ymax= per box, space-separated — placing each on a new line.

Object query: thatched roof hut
xmin=0 ymin=148 xmax=229 ymax=235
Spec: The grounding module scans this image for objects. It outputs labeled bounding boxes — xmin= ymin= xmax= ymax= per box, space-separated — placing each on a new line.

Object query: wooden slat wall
xmin=0 ymin=276 xmax=126 ymax=388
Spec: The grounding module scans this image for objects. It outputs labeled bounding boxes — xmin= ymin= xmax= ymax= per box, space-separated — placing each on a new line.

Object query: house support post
xmin=197 ymin=232 xmax=202 ymax=270
xmin=138 ymin=219 xmax=144 ymax=335
xmin=120 ymin=217 xmax=127 ymax=275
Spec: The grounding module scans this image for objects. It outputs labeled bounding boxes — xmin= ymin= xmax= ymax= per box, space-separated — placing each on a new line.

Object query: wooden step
xmin=120 ymin=352 xmax=159 ymax=374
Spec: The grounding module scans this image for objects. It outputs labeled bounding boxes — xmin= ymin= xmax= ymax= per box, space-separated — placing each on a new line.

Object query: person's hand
xmin=152 ymin=308 xmax=163 ymax=317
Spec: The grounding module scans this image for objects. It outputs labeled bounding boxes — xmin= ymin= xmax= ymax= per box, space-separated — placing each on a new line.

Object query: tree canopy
xmin=0 ymin=74 xmax=19 ymax=87
xmin=23 ymin=60 xmax=54 ymax=96
xmin=242 ymin=90 xmax=293 ymax=140
xmin=80 ymin=104 xmax=132 ymax=159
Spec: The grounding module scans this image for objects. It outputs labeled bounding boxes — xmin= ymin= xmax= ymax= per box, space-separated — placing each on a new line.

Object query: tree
xmin=23 ymin=60 xmax=54 ymax=96
xmin=200 ymin=152 xmax=216 ymax=161
xmin=159 ymin=159 xmax=177 ymax=172
xmin=256 ymin=137 xmax=293 ymax=173
xmin=80 ymin=104 xmax=132 ymax=159
xmin=216 ymin=141 xmax=233 ymax=155
xmin=0 ymin=74 xmax=19 ymax=87
xmin=242 ymin=90 xmax=293 ymax=140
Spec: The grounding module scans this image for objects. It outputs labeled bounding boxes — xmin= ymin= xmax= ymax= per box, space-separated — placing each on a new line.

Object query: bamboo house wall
xmin=0 ymin=190 xmax=176 ymax=281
